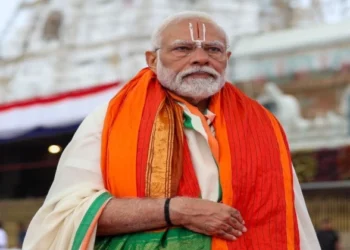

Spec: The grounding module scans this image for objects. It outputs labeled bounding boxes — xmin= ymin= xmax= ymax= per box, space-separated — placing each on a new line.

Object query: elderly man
xmin=23 ymin=11 xmax=320 ymax=250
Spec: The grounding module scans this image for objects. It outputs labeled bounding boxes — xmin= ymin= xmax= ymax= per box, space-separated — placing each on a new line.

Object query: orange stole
xmin=101 ymin=68 xmax=300 ymax=250
xmin=210 ymin=86 xmax=300 ymax=250
xmin=101 ymin=68 xmax=200 ymax=199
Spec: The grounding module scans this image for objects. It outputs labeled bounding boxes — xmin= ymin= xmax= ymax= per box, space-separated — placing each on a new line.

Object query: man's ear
xmin=226 ymin=51 xmax=231 ymax=60
xmin=145 ymin=51 xmax=157 ymax=73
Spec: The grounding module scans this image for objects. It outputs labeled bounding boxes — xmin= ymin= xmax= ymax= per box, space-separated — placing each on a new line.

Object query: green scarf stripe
xmin=183 ymin=112 xmax=195 ymax=130
xmin=72 ymin=192 xmax=112 ymax=250
xmin=95 ymin=228 xmax=211 ymax=250
xmin=214 ymin=160 xmax=223 ymax=202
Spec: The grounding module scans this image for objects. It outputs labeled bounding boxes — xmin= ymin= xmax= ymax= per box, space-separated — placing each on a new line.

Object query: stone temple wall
xmin=0 ymin=0 xmax=260 ymax=104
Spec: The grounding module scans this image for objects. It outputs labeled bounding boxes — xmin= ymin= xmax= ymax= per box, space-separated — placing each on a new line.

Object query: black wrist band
xmin=164 ymin=198 xmax=173 ymax=227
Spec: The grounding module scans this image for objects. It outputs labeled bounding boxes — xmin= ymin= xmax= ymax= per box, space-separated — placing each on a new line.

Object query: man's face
xmin=148 ymin=18 xmax=231 ymax=103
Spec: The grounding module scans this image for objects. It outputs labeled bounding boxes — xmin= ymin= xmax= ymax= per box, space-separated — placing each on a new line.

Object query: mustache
xmin=178 ymin=66 xmax=220 ymax=79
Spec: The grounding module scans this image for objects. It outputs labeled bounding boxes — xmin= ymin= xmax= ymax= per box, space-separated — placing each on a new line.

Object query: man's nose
xmin=189 ymin=47 xmax=209 ymax=66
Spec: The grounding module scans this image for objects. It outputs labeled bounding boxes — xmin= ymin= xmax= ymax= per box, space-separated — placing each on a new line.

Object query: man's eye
xmin=174 ymin=46 xmax=192 ymax=51
xmin=207 ymin=47 xmax=222 ymax=53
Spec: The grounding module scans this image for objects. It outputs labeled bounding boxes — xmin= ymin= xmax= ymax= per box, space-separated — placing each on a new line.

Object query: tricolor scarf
xmin=96 ymin=68 xmax=300 ymax=250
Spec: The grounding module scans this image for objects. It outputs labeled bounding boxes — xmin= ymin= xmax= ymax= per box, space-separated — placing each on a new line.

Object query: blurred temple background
xmin=0 ymin=0 xmax=349 ymax=248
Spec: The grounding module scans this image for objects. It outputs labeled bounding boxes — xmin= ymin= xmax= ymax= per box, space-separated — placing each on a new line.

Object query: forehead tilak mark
xmin=196 ymin=22 xmax=200 ymax=39
xmin=189 ymin=22 xmax=206 ymax=48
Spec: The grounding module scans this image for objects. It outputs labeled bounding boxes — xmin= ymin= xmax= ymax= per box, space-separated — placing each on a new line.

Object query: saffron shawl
xmin=97 ymin=68 xmax=300 ymax=250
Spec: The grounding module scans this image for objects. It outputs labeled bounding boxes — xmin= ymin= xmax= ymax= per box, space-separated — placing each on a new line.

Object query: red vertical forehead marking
xmin=196 ymin=22 xmax=200 ymax=39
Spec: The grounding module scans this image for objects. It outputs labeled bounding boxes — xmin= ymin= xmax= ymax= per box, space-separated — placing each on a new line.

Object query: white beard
xmin=156 ymin=58 xmax=226 ymax=103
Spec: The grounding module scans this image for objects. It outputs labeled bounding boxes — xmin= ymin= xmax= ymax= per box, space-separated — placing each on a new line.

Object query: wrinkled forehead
xmin=161 ymin=18 xmax=226 ymax=46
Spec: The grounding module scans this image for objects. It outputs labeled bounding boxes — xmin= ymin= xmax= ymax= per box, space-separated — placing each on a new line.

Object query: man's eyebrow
xmin=204 ymin=40 xmax=226 ymax=47
xmin=169 ymin=40 xmax=193 ymax=46
xmin=169 ymin=40 xmax=226 ymax=47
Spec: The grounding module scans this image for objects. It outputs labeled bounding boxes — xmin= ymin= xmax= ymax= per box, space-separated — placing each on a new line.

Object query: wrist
xmin=169 ymin=197 xmax=188 ymax=226
xmin=164 ymin=198 xmax=173 ymax=226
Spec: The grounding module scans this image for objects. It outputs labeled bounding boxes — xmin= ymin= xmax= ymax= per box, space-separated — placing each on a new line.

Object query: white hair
xmin=151 ymin=11 xmax=229 ymax=50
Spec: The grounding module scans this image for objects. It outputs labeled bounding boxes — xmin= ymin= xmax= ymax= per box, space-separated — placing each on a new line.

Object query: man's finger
xmin=223 ymin=224 xmax=243 ymax=238
xmin=217 ymin=230 xmax=237 ymax=241
xmin=230 ymin=209 xmax=244 ymax=224
xmin=228 ymin=217 xmax=247 ymax=233
xmin=225 ymin=226 xmax=243 ymax=238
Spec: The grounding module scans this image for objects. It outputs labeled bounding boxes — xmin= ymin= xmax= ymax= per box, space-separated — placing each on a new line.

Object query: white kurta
xmin=23 ymin=102 xmax=321 ymax=250
xmin=0 ymin=228 xmax=8 ymax=250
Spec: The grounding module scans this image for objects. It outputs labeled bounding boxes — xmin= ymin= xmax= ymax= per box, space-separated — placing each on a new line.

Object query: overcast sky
xmin=0 ymin=0 xmax=21 ymax=37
